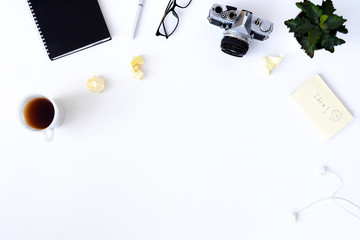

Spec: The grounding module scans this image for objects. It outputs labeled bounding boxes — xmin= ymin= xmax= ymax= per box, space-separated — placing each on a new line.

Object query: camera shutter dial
xmin=260 ymin=21 xmax=272 ymax=32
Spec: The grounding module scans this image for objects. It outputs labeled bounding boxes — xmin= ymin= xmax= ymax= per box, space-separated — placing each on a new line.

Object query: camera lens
xmin=220 ymin=37 xmax=249 ymax=57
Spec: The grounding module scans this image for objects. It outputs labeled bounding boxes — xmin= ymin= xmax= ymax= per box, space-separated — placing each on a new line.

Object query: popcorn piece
xmin=264 ymin=55 xmax=284 ymax=74
xmin=131 ymin=55 xmax=144 ymax=80
xmin=87 ymin=76 xmax=105 ymax=93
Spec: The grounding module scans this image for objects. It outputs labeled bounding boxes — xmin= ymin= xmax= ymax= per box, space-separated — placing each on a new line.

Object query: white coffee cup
xmin=20 ymin=95 xmax=64 ymax=141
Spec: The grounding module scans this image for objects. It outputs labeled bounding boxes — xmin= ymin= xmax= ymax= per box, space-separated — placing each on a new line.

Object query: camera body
xmin=208 ymin=4 xmax=274 ymax=57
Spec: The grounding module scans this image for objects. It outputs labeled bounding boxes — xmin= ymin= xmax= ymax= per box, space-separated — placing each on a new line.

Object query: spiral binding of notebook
xmin=27 ymin=0 xmax=50 ymax=57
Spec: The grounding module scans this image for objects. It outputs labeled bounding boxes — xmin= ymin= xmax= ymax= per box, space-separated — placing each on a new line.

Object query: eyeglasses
xmin=156 ymin=0 xmax=192 ymax=39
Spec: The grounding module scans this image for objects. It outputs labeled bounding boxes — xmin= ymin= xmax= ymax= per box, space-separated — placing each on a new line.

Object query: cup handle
xmin=43 ymin=128 xmax=54 ymax=142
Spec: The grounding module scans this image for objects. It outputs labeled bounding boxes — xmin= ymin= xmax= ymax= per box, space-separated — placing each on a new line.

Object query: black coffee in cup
xmin=24 ymin=97 xmax=55 ymax=130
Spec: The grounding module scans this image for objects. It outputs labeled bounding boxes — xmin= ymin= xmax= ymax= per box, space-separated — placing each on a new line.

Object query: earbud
xmin=319 ymin=166 xmax=329 ymax=176
xmin=291 ymin=211 xmax=299 ymax=223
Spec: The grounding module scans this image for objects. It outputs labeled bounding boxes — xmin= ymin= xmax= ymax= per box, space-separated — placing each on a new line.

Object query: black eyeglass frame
xmin=156 ymin=0 xmax=192 ymax=39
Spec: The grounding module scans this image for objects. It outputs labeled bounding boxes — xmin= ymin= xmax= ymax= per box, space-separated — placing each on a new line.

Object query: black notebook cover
xmin=27 ymin=0 xmax=111 ymax=60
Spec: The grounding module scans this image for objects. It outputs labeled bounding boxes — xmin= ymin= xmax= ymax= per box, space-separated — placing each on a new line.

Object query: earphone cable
xmin=293 ymin=167 xmax=360 ymax=222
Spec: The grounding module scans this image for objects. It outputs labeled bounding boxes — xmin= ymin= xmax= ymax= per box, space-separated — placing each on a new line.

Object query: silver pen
xmin=131 ymin=0 xmax=145 ymax=39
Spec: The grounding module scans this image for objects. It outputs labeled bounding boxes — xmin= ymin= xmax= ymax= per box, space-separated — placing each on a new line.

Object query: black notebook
xmin=27 ymin=0 xmax=111 ymax=60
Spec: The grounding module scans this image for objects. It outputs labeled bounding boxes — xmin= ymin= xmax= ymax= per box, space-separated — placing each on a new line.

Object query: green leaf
xmin=299 ymin=35 xmax=317 ymax=58
xmin=285 ymin=17 xmax=312 ymax=33
xmin=320 ymin=15 xmax=328 ymax=23
xmin=321 ymin=34 xmax=346 ymax=49
xmin=325 ymin=47 xmax=335 ymax=53
xmin=308 ymin=28 xmax=322 ymax=46
xmin=337 ymin=25 xmax=348 ymax=34
xmin=296 ymin=0 xmax=323 ymax=24
xmin=320 ymin=29 xmax=330 ymax=45
xmin=320 ymin=22 xmax=327 ymax=30
xmin=326 ymin=15 xmax=346 ymax=30
xmin=284 ymin=18 xmax=301 ymax=32
xmin=321 ymin=0 xmax=336 ymax=15
xmin=294 ymin=31 xmax=306 ymax=39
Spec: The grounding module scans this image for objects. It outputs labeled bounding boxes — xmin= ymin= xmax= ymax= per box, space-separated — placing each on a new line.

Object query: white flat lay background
xmin=1 ymin=0 xmax=359 ymax=239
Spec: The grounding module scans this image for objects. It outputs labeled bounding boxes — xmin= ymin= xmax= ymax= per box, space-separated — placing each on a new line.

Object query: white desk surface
xmin=1 ymin=0 xmax=360 ymax=239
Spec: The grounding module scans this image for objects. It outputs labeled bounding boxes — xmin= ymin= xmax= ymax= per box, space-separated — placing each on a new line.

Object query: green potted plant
xmin=284 ymin=0 xmax=348 ymax=58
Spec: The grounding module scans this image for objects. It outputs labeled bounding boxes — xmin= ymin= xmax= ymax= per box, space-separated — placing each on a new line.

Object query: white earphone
xmin=292 ymin=166 xmax=360 ymax=223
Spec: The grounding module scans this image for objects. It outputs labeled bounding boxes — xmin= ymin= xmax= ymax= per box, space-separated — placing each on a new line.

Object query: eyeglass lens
xmin=156 ymin=0 xmax=192 ymax=37
xmin=158 ymin=11 xmax=179 ymax=36
xmin=175 ymin=0 xmax=192 ymax=8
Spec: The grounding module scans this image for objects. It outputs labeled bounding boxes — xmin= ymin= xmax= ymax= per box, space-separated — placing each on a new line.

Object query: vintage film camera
xmin=208 ymin=4 xmax=274 ymax=57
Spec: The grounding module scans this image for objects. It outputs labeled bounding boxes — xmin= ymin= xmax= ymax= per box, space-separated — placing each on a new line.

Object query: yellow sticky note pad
xmin=291 ymin=75 xmax=354 ymax=139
